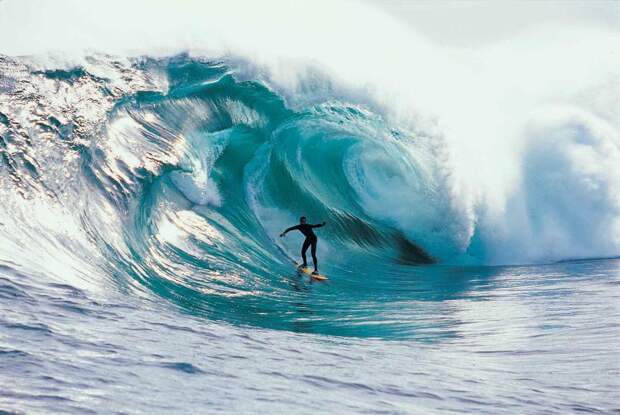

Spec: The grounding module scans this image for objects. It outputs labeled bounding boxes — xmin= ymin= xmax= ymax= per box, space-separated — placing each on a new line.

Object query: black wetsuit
xmin=284 ymin=223 xmax=324 ymax=270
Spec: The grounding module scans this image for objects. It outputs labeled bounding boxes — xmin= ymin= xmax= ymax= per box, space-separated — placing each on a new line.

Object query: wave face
xmin=1 ymin=51 xmax=619 ymax=336
xmin=0 ymin=54 xmax=461 ymax=335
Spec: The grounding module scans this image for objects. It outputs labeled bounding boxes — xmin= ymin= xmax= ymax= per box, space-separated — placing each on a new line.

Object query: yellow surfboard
xmin=296 ymin=265 xmax=328 ymax=281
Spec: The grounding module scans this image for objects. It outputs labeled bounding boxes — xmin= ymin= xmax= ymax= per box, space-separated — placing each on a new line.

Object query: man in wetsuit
xmin=279 ymin=216 xmax=326 ymax=275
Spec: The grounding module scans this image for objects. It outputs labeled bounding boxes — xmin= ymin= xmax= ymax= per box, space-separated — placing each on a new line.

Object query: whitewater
xmin=0 ymin=0 xmax=619 ymax=413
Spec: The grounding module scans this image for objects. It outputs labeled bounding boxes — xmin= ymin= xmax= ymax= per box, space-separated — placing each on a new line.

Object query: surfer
xmin=280 ymin=217 xmax=326 ymax=275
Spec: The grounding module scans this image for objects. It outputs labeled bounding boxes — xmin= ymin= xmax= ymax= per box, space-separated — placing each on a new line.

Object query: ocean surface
xmin=1 ymin=1 xmax=620 ymax=413
xmin=1 ymin=253 xmax=619 ymax=414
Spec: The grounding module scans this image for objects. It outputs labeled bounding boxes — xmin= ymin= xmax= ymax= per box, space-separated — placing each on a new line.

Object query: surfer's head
xmin=300 ymin=216 xmax=307 ymax=224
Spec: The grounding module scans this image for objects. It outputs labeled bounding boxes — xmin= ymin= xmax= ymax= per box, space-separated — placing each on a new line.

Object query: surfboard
xmin=296 ymin=264 xmax=328 ymax=281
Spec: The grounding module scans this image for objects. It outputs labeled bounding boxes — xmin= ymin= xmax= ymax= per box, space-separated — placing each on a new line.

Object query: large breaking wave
xmin=1 ymin=0 xmax=619 ymax=334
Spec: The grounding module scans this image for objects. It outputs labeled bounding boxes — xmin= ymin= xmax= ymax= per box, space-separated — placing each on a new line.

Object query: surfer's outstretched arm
xmin=311 ymin=222 xmax=326 ymax=228
xmin=280 ymin=225 xmax=300 ymax=237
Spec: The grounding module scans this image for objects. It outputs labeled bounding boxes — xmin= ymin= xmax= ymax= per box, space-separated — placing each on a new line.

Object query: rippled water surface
xmin=1 ymin=259 xmax=618 ymax=414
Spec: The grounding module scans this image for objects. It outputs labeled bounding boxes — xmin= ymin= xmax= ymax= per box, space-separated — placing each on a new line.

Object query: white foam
xmin=2 ymin=0 xmax=619 ymax=263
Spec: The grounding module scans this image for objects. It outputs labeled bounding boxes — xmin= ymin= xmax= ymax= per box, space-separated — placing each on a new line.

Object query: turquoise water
xmin=0 ymin=55 xmax=619 ymax=413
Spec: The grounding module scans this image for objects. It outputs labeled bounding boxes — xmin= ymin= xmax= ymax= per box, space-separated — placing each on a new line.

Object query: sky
xmin=364 ymin=0 xmax=620 ymax=46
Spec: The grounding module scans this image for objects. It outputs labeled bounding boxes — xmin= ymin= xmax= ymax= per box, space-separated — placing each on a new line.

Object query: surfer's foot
xmin=312 ymin=270 xmax=319 ymax=275
xmin=299 ymin=263 xmax=308 ymax=269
